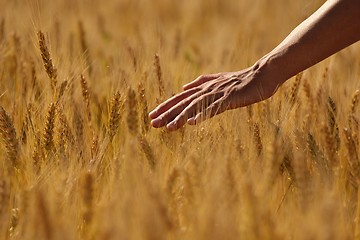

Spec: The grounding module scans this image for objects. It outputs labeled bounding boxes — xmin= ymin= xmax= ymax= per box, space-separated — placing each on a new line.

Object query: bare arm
xmin=265 ymin=0 xmax=360 ymax=83
xmin=149 ymin=0 xmax=360 ymax=131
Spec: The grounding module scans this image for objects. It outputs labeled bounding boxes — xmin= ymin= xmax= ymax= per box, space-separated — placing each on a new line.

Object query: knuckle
xmin=211 ymin=84 xmax=224 ymax=93
xmin=158 ymin=114 xmax=165 ymax=121
xmin=198 ymin=73 xmax=217 ymax=80
xmin=179 ymin=99 xmax=187 ymax=106
xmin=194 ymin=86 xmax=203 ymax=92
xmin=224 ymin=87 xmax=235 ymax=96
xmin=197 ymin=74 xmax=206 ymax=80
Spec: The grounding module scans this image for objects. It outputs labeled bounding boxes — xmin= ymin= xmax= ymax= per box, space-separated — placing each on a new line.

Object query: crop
xmin=1 ymin=0 xmax=360 ymax=239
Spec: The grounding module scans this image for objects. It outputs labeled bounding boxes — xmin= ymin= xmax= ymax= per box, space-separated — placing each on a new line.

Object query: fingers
xmin=149 ymin=87 xmax=201 ymax=119
xmin=166 ymin=92 xmax=224 ymax=131
xmin=187 ymin=97 xmax=228 ymax=125
xmin=150 ymin=90 xmax=206 ymax=128
xmin=149 ymin=73 xmax=223 ymax=120
xmin=149 ymin=72 xmax=234 ymax=130
xmin=183 ymin=73 xmax=221 ymax=91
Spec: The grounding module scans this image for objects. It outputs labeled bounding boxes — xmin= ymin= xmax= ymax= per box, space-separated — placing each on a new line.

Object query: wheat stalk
xmin=326 ymin=96 xmax=340 ymax=150
xmin=29 ymin=58 xmax=42 ymax=101
xmin=0 ymin=179 xmax=8 ymax=215
xmin=292 ymin=148 xmax=310 ymax=210
xmin=57 ymin=80 xmax=68 ymax=101
xmin=288 ymin=72 xmax=302 ymax=107
xmin=37 ymin=31 xmax=57 ymax=96
xmin=80 ymin=75 xmax=90 ymax=110
xmin=302 ymin=78 xmax=313 ymax=112
xmin=343 ymin=128 xmax=359 ymax=165
xmin=138 ymin=82 xmax=150 ymax=134
xmin=343 ymin=128 xmax=360 ymax=186
xmin=80 ymin=74 xmax=97 ymax=157
xmin=82 ymin=171 xmax=94 ymax=226
xmin=126 ymin=88 xmax=139 ymax=136
xmin=43 ymin=103 xmax=56 ymax=154
xmin=73 ymin=105 xmax=84 ymax=145
xmin=57 ymin=107 xmax=74 ymax=161
xmin=251 ymin=122 xmax=262 ymax=156
xmin=8 ymin=208 xmax=19 ymax=237
xmin=138 ymin=135 xmax=156 ymax=170
xmin=20 ymin=116 xmax=28 ymax=144
xmin=316 ymin=72 xmax=327 ymax=107
xmin=108 ymin=90 xmax=122 ymax=140
xmin=90 ymin=135 xmax=99 ymax=159
xmin=0 ymin=106 xmax=19 ymax=169
xmin=321 ymin=122 xmax=336 ymax=166
xmin=350 ymin=90 xmax=360 ymax=115
xmin=349 ymin=89 xmax=360 ymax=134
xmin=32 ymin=130 xmax=43 ymax=172
xmin=154 ymin=54 xmax=165 ymax=98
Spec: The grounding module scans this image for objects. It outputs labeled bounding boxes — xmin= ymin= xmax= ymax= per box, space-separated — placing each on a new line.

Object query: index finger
xmin=183 ymin=73 xmax=221 ymax=91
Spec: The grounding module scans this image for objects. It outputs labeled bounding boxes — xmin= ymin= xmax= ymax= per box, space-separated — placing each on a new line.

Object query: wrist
xmin=252 ymin=52 xmax=288 ymax=88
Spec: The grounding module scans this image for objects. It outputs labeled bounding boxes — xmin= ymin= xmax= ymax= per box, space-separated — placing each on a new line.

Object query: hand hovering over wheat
xmin=149 ymin=66 xmax=281 ymax=131
xmin=150 ymin=0 xmax=360 ymax=131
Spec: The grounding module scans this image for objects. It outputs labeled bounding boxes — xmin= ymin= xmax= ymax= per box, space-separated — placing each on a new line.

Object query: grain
xmin=0 ymin=2 xmax=359 ymax=239
xmin=138 ymin=135 xmax=156 ymax=170
xmin=0 ymin=106 xmax=19 ymax=169
xmin=126 ymin=88 xmax=138 ymax=136
xmin=37 ymin=31 xmax=57 ymax=95
xmin=138 ymin=82 xmax=150 ymax=134
xmin=108 ymin=90 xmax=122 ymax=140
xmin=288 ymin=72 xmax=302 ymax=107
xmin=154 ymin=54 xmax=165 ymax=99
xmin=43 ymin=103 xmax=56 ymax=154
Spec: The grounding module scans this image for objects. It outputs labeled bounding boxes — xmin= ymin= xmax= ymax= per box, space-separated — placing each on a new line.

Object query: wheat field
xmin=1 ymin=0 xmax=360 ymax=239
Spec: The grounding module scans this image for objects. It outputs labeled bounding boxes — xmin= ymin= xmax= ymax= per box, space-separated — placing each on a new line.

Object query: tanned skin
xmin=149 ymin=0 xmax=360 ymax=131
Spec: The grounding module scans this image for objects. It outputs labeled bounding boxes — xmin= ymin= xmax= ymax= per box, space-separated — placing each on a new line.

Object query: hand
xmin=149 ymin=63 xmax=281 ymax=131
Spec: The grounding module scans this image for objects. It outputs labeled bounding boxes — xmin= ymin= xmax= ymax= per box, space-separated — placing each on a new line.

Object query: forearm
xmin=149 ymin=0 xmax=360 ymax=130
xmin=258 ymin=0 xmax=360 ymax=84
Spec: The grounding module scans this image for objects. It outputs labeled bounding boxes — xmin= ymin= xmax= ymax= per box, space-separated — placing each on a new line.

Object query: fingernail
xmin=166 ymin=122 xmax=176 ymax=130
xmin=151 ymin=118 xmax=162 ymax=127
xmin=187 ymin=118 xmax=196 ymax=125
xmin=149 ymin=110 xmax=156 ymax=118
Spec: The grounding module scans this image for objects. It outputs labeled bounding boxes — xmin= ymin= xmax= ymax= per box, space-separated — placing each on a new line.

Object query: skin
xmin=149 ymin=0 xmax=360 ymax=131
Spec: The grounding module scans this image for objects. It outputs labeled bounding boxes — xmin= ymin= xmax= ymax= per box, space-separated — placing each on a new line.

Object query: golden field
xmin=1 ymin=0 xmax=360 ymax=239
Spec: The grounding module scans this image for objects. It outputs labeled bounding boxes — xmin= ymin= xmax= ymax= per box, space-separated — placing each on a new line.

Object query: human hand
xmin=149 ymin=63 xmax=281 ymax=131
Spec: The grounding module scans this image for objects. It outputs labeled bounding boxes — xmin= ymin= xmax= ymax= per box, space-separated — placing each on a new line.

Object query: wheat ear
xmin=138 ymin=135 xmax=156 ymax=170
xmin=43 ymin=103 xmax=56 ymax=154
xmin=126 ymin=88 xmax=139 ymax=136
xmin=37 ymin=31 xmax=57 ymax=96
xmin=138 ymin=82 xmax=150 ymax=134
xmin=0 ymin=106 xmax=19 ymax=169
xmin=108 ymin=91 xmax=122 ymax=140
xmin=154 ymin=54 xmax=165 ymax=98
